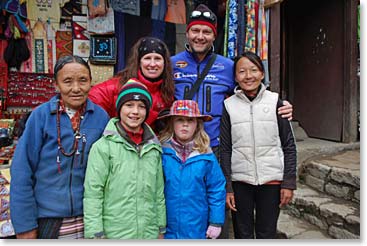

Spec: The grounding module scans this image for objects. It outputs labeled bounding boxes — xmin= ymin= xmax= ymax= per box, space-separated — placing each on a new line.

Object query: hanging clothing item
xmin=257 ymin=0 xmax=270 ymax=86
xmin=164 ymin=0 xmax=186 ymax=24
xmin=237 ymin=0 xmax=246 ymax=55
xmin=245 ymin=0 xmax=256 ymax=53
xmin=227 ymin=0 xmax=238 ymax=59
xmin=223 ymin=0 xmax=230 ymax=57
xmin=113 ymin=10 xmax=125 ymax=72
xmin=45 ymin=20 xmax=56 ymax=74
xmin=151 ymin=0 xmax=166 ymax=21
xmin=31 ymin=20 xmax=48 ymax=73
xmin=27 ymin=0 xmax=61 ymax=30
xmin=110 ymin=0 xmax=140 ymax=16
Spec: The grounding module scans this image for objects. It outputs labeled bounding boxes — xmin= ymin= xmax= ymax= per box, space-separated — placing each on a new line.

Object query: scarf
xmin=170 ymin=137 xmax=195 ymax=163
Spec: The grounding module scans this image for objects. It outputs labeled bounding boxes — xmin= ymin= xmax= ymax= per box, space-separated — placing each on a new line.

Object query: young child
xmin=220 ymin=51 xmax=297 ymax=239
xmin=158 ymin=100 xmax=226 ymax=239
xmin=83 ymin=79 xmax=166 ymax=239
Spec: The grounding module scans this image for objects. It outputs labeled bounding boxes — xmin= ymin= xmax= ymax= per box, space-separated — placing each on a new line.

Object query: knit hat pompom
xmin=138 ymin=37 xmax=167 ymax=61
xmin=116 ymin=79 xmax=153 ymax=119
xmin=186 ymin=4 xmax=217 ymax=36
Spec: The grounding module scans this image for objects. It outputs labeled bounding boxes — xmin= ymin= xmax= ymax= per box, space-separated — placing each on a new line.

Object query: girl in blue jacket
xmin=158 ymin=100 xmax=226 ymax=239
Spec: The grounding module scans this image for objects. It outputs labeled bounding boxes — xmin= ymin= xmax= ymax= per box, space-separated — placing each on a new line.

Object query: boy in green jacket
xmin=83 ymin=79 xmax=166 ymax=239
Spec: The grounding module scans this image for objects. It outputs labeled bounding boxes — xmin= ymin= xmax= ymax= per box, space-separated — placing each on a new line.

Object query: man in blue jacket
xmin=171 ymin=4 xmax=293 ymax=238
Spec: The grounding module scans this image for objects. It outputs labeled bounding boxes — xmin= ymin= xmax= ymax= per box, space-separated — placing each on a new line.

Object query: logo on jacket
xmin=175 ymin=61 xmax=188 ymax=68
xmin=212 ymin=63 xmax=225 ymax=70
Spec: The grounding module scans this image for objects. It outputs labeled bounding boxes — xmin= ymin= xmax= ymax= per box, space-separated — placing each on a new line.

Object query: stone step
xmin=299 ymin=150 xmax=360 ymax=204
xmin=277 ymin=210 xmax=331 ymax=239
xmin=285 ymin=183 xmax=359 ymax=239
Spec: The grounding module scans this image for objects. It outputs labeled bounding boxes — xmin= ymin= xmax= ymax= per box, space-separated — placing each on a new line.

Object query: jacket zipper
xmin=250 ymin=104 xmax=259 ymax=185
xmin=69 ymin=155 xmax=74 ymax=215
xmin=80 ymin=134 xmax=87 ymax=165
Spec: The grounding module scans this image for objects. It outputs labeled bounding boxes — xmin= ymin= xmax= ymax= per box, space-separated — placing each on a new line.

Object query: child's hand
xmin=206 ymin=225 xmax=221 ymax=239
xmin=226 ymin=192 xmax=237 ymax=211
xmin=279 ymin=188 xmax=294 ymax=207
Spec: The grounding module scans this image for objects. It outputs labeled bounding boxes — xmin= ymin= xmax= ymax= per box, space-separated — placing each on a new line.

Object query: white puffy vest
xmin=224 ymin=85 xmax=284 ymax=185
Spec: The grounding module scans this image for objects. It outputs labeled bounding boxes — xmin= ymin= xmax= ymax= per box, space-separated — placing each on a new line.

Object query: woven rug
xmin=56 ymin=31 xmax=73 ymax=60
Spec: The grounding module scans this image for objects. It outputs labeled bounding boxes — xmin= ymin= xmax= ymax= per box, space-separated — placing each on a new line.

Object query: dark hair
xmin=233 ymin=51 xmax=265 ymax=75
xmin=115 ymin=37 xmax=175 ymax=106
xmin=53 ymin=55 xmax=91 ymax=80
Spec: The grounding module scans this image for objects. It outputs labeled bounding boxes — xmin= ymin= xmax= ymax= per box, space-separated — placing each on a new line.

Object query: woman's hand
xmin=16 ymin=229 xmax=37 ymax=239
xmin=278 ymin=100 xmax=293 ymax=120
xmin=158 ymin=233 xmax=164 ymax=239
xmin=280 ymin=189 xmax=294 ymax=207
xmin=226 ymin=192 xmax=237 ymax=212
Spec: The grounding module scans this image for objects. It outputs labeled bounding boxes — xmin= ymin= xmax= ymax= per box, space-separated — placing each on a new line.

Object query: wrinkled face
xmin=173 ymin=116 xmax=197 ymax=144
xmin=186 ymin=24 xmax=215 ymax=59
xmin=55 ymin=62 xmax=91 ymax=110
xmin=140 ymin=53 xmax=165 ymax=80
xmin=235 ymin=57 xmax=264 ymax=97
xmin=119 ymin=100 xmax=147 ymax=133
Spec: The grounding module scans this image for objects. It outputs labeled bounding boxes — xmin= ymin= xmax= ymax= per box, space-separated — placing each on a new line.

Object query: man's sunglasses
xmin=190 ymin=10 xmax=216 ymax=22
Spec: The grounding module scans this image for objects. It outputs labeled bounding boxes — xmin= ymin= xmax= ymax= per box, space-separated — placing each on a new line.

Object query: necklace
xmin=56 ymin=99 xmax=85 ymax=173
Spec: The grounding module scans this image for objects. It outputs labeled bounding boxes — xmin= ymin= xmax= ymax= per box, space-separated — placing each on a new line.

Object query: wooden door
xmin=284 ymin=0 xmax=345 ymax=141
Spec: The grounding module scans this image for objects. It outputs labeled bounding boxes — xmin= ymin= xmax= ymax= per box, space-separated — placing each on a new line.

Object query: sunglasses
xmin=190 ymin=10 xmax=216 ymax=22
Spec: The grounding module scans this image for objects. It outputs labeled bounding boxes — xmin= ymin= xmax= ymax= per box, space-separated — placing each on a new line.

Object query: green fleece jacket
xmin=83 ymin=118 xmax=166 ymax=239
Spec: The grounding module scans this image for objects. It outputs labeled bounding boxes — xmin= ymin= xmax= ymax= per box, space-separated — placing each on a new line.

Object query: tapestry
xmin=56 ymin=30 xmax=73 ymax=60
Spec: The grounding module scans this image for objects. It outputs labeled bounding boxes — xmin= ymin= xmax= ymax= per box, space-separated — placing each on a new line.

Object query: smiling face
xmin=186 ymin=24 xmax=215 ymax=61
xmin=140 ymin=53 xmax=165 ymax=80
xmin=55 ymin=62 xmax=91 ymax=110
xmin=235 ymin=57 xmax=265 ymax=97
xmin=119 ymin=100 xmax=147 ymax=133
xmin=173 ymin=116 xmax=198 ymax=144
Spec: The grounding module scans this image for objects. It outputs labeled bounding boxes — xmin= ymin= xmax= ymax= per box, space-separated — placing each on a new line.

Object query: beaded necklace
xmin=56 ymin=99 xmax=86 ymax=173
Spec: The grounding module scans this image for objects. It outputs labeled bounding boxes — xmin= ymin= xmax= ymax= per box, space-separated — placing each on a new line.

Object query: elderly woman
xmin=9 ymin=55 xmax=110 ymax=239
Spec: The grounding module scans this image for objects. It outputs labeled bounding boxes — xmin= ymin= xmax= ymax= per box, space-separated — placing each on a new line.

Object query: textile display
xmin=31 ymin=20 xmax=48 ymax=73
xmin=46 ymin=20 xmax=56 ymax=74
xmin=88 ymin=7 xmax=115 ymax=34
xmin=55 ymin=30 xmax=73 ymax=60
xmin=110 ymin=0 xmax=140 ymax=16
xmin=245 ymin=0 xmax=256 ymax=53
xmin=164 ymin=0 xmax=186 ymax=24
xmin=0 ymin=169 xmax=14 ymax=237
xmin=27 ymin=0 xmax=61 ymax=30
xmin=151 ymin=0 xmax=166 ymax=21
xmin=19 ymin=32 xmax=33 ymax=73
xmin=60 ymin=0 xmax=83 ymax=29
xmin=89 ymin=62 xmax=114 ymax=86
xmin=87 ymin=0 xmax=107 ymax=18
xmin=227 ymin=0 xmax=238 ymax=59
xmin=72 ymin=15 xmax=90 ymax=59
xmin=89 ymin=35 xmax=116 ymax=64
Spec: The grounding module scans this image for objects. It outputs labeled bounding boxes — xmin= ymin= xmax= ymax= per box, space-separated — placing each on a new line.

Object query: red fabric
xmin=89 ymin=73 xmax=172 ymax=128
xmin=124 ymin=127 xmax=143 ymax=145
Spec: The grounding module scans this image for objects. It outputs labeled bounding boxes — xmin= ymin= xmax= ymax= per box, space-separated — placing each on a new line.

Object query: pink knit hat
xmin=158 ymin=100 xmax=212 ymax=122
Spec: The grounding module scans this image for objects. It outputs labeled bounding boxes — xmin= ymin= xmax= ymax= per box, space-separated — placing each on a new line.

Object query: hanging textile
xmin=245 ymin=0 xmax=256 ymax=53
xmin=31 ymin=20 xmax=48 ymax=73
xmin=113 ymin=10 xmax=125 ymax=72
xmin=45 ymin=20 xmax=56 ymax=74
xmin=109 ymin=0 xmax=140 ymax=16
xmin=164 ymin=0 xmax=186 ymax=24
xmin=60 ymin=0 xmax=83 ymax=30
xmin=88 ymin=62 xmax=114 ymax=86
xmin=237 ymin=0 xmax=246 ymax=55
xmin=19 ymin=31 xmax=33 ymax=73
xmin=27 ymin=0 xmax=62 ymax=30
xmin=87 ymin=7 xmax=115 ymax=35
xmin=223 ymin=0 xmax=230 ymax=57
xmin=55 ymin=30 xmax=73 ymax=60
xmin=257 ymin=0 xmax=269 ymax=86
xmin=72 ymin=15 xmax=90 ymax=59
xmin=151 ymin=0 xmax=166 ymax=21
xmin=227 ymin=0 xmax=238 ymax=59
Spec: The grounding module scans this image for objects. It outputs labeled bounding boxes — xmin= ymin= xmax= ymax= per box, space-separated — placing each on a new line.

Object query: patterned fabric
xmin=110 ymin=0 xmax=139 ymax=15
xmin=170 ymin=137 xmax=194 ymax=163
xmin=237 ymin=0 xmax=246 ymax=55
xmin=158 ymin=100 xmax=212 ymax=122
xmin=227 ymin=0 xmax=238 ymax=59
xmin=56 ymin=31 xmax=73 ymax=60
xmin=32 ymin=20 xmax=48 ymax=73
xmin=89 ymin=62 xmax=114 ymax=86
xmin=58 ymin=216 xmax=84 ymax=239
xmin=59 ymin=99 xmax=86 ymax=132
xmin=223 ymin=0 xmax=230 ymax=57
xmin=72 ymin=15 xmax=90 ymax=59
xmin=257 ymin=0 xmax=270 ymax=86
xmin=138 ymin=37 xmax=167 ymax=60
xmin=27 ymin=0 xmax=61 ymax=30
xmin=245 ymin=0 xmax=256 ymax=53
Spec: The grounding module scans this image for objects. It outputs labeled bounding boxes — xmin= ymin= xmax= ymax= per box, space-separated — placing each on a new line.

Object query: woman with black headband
xmin=9 ymin=55 xmax=110 ymax=239
xmin=88 ymin=37 xmax=175 ymax=131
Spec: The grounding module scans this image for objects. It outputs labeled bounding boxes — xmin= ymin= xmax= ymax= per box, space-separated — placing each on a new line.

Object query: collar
xmin=137 ymin=70 xmax=163 ymax=93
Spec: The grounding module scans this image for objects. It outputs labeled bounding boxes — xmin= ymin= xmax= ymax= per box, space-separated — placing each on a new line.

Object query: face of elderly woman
xmin=55 ymin=62 xmax=91 ymax=110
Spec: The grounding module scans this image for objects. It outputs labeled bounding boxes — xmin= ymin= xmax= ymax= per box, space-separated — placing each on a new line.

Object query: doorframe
xmin=268 ymin=0 xmax=359 ymax=142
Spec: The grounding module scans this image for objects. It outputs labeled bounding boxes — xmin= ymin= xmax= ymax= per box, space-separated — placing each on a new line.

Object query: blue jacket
xmin=171 ymin=50 xmax=235 ymax=147
xmin=162 ymin=142 xmax=226 ymax=239
xmin=10 ymin=95 xmax=109 ymax=234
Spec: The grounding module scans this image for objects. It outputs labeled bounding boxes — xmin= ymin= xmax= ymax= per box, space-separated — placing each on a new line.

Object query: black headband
xmin=138 ymin=37 xmax=166 ymax=60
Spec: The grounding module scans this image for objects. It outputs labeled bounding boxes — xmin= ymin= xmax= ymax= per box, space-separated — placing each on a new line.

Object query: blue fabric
xmin=114 ymin=10 xmax=125 ymax=72
xmin=151 ymin=0 xmax=166 ymax=20
xmin=10 ymin=96 xmax=109 ymax=234
xmin=162 ymin=145 xmax=226 ymax=239
xmin=171 ymin=50 xmax=235 ymax=147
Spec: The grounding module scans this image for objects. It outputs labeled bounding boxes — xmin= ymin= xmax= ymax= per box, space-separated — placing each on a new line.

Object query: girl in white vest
xmin=219 ymin=51 xmax=297 ymax=239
